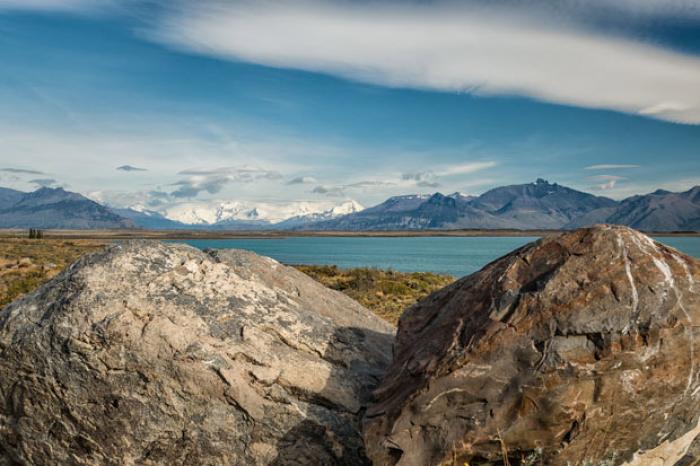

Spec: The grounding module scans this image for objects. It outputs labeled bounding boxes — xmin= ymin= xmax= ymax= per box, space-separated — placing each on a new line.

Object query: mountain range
xmin=0 ymin=180 xmax=698 ymax=231
xmin=156 ymin=199 xmax=364 ymax=228
xmin=0 ymin=187 xmax=134 ymax=229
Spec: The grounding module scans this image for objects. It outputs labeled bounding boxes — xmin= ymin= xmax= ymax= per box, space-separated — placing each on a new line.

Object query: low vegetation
xmin=0 ymin=239 xmax=455 ymax=323
xmin=295 ymin=264 xmax=455 ymax=323
xmin=0 ymin=239 xmax=106 ymax=307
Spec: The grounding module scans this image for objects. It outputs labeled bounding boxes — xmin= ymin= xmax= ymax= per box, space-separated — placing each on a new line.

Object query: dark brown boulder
xmin=364 ymin=225 xmax=700 ymax=466
xmin=0 ymin=242 xmax=394 ymax=465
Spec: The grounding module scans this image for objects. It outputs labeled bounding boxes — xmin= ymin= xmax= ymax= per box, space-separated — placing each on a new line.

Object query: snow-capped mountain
xmin=276 ymin=200 xmax=364 ymax=228
xmin=160 ymin=200 xmax=364 ymax=226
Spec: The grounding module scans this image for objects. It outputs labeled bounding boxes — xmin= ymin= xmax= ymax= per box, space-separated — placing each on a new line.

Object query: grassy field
xmin=0 ymin=239 xmax=454 ymax=323
xmin=0 ymin=239 xmax=107 ymax=307
xmin=296 ymin=264 xmax=454 ymax=323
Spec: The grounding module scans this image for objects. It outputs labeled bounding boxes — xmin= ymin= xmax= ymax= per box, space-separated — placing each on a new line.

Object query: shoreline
xmin=1 ymin=227 xmax=699 ymax=240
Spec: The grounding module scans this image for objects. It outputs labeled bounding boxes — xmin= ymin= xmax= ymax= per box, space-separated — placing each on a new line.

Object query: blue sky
xmin=0 ymin=0 xmax=699 ymax=209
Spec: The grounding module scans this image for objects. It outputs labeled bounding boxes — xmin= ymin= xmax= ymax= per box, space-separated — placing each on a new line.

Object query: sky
xmin=0 ymin=0 xmax=699 ymax=210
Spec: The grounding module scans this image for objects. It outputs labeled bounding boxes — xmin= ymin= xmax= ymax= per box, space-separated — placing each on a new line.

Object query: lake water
xmin=175 ymin=236 xmax=700 ymax=278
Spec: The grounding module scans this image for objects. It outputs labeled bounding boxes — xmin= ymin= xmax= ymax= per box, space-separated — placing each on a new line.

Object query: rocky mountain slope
xmin=111 ymin=207 xmax=193 ymax=230
xmin=307 ymin=180 xmax=700 ymax=231
xmin=566 ymin=186 xmax=700 ymax=231
xmin=363 ymin=225 xmax=700 ymax=465
xmin=306 ymin=179 xmax=619 ymax=230
xmin=469 ymin=178 xmax=618 ymax=228
xmin=0 ymin=242 xmax=393 ymax=465
xmin=2 ymin=181 xmax=698 ymax=230
xmin=0 ymin=187 xmax=23 ymax=208
xmin=0 ymin=187 xmax=134 ymax=229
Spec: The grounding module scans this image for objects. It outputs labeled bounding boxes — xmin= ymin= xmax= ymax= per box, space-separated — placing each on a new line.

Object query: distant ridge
xmin=0 ymin=187 xmax=134 ymax=229
xmin=0 ymin=187 xmax=24 ymax=208
xmin=111 ymin=208 xmax=189 ymax=230
xmin=565 ymin=186 xmax=700 ymax=231
xmin=303 ymin=179 xmax=619 ymax=231
xmin=0 ymin=181 xmax=698 ymax=231
xmin=300 ymin=179 xmax=699 ymax=232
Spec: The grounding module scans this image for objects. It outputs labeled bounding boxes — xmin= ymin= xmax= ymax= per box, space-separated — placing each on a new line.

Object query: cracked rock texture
xmin=364 ymin=225 xmax=700 ymax=466
xmin=0 ymin=241 xmax=394 ymax=465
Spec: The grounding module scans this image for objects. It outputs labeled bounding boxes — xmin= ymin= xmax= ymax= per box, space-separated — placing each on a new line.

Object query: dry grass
xmin=0 ymin=239 xmax=455 ymax=323
xmin=294 ymin=264 xmax=455 ymax=324
xmin=0 ymin=239 xmax=106 ymax=306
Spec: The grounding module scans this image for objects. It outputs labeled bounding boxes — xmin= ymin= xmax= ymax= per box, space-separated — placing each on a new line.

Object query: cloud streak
xmin=29 ymin=178 xmax=58 ymax=187
xmin=402 ymin=161 xmax=496 ymax=187
xmin=117 ymin=165 xmax=147 ymax=172
xmin=1 ymin=167 xmax=45 ymax=175
xmin=585 ymin=164 xmax=640 ymax=170
xmin=440 ymin=162 xmax=498 ymax=176
xmin=152 ymin=1 xmax=700 ymax=124
xmin=312 ymin=180 xmax=395 ymax=197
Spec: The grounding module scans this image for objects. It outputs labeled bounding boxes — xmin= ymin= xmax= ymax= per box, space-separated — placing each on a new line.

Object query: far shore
xmin=0 ymin=227 xmax=699 ymax=240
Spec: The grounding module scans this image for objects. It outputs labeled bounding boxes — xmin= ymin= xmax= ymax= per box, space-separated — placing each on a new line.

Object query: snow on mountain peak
xmin=328 ymin=200 xmax=364 ymax=216
xmin=160 ymin=199 xmax=364 ymax=225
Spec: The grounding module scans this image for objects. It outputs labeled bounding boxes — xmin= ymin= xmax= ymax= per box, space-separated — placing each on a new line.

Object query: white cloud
xmin=403 ymin=161 xmax=495 ymax=183
xmin=440 ymin=161 xmax=498 ymax=176
xmin=172 ymin=166 xmax=283 ymax=198
xmin=29 ymin=177 xmax=59 ymax=187
xmin=587 ymin=176 xmax=700 ymax=199
xmin=585 ymin=164 xmax=640 ymax=170
xmin=151 ymin=1 xmax=700 ymax=124
xmin=311 ymin=180 xmax=395 ymax=197
xmin=588 ymin=174 xmax=625 ymax=190
xmin=0 ymin=167 xmax=45 ymax=175
xmin=0 ymin=122 xmax=327 ymax=199
xmin=311 ymin=185 xmax=346 ymax=197
xmin=287 ymin=176 xmax=317 ymax=185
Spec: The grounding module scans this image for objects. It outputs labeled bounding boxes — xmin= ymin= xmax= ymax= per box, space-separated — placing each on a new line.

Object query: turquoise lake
xmin=175 ymin=236 xmax=700 ymax=278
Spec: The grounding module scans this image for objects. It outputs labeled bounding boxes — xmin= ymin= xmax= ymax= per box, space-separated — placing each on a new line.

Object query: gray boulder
xmin=0 ymin=241 xmax=394 ymax=465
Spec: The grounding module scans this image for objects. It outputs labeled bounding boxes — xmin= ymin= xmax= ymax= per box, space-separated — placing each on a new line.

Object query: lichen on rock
xmin=0 ymin=241 xmax=394 ymax=465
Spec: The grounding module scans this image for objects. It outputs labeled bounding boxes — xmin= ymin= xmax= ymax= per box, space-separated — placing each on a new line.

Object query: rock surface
xmin=364 ymin=225 xmax=700 ymax=466
xmin=0 ymin=241 xmax=394 ymax=465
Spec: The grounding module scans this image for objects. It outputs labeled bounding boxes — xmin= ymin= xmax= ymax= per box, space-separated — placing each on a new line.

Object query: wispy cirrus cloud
xmin=402 ymin=161 xmax=496 ymax=187
xmin=440 ymin=162 xmax=498 ymax=176
xmin=312 ymin=180 xmax=395 ymax=197
xmin=314 ymin=161 xmax=497 ymax=198
xmin=585 ymin=164 xmax=640 ymax=170
xmin=152 ymin=1 xmax=700 ymax=124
